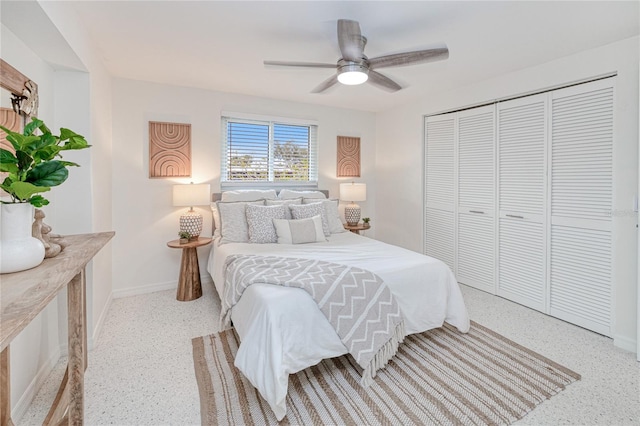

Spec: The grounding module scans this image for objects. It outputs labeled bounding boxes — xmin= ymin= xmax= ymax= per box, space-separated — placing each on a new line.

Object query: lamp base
xmin=345 ymin=203 xmax=361 ymax=226
xmin=180 ymin=210 xmax=203 ymax=238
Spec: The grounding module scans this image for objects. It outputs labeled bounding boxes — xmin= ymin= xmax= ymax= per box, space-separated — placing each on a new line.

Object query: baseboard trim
xmin=12 ymin=346 xmax=61 ymax=422
xmin=91 ymin=293 xmax=113 ymax=350
xmin=112 ymin=280 xmax=177 ymax=299
xmin=112 ymin=271 xmax=213 ymax=299
xmin=613 ymin=334 xmax=637 ymax=353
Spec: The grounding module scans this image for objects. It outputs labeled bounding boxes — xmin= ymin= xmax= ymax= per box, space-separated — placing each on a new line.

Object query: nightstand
xmin=344 ymin=223 xmax=371 ymax=235
xmin=167 ymin=237 xmax=212 ymax=301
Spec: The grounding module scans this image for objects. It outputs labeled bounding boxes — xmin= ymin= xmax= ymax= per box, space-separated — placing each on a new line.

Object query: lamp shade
xmin=173 ymin=183 xmax=210 ymax=207
xmin=340 ymin=182 xmax=366 ymax=202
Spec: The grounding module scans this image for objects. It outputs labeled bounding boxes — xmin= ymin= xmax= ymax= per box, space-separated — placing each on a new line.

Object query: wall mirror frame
xmin=0 ymin=58 xmax=39 ymax=153
xmin=0 ymin=58 xmax=39 ymax=118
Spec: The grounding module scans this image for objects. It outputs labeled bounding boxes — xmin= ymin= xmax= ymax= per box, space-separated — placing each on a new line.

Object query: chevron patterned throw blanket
xmin=221 ymin=255 xmax=405 ymax=386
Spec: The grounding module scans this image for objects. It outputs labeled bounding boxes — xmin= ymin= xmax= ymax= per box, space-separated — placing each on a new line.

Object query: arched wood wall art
xmin=337 ymin=136 xmax=361 ymax=177
xmin=149 ymin=121 xmax=192 ymax=178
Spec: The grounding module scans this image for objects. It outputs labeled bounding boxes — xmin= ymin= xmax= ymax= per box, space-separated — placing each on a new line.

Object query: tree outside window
xmin=222 ymin=118 xmax=317 ymax=183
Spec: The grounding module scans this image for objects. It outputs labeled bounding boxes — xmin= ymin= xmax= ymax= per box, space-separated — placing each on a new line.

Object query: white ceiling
xmin=55 ymin=1 xmax=640 ymax=112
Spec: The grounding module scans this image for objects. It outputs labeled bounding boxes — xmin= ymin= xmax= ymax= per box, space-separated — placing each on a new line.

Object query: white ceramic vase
xmin=0 ymin=203 xmax=45 ymax=274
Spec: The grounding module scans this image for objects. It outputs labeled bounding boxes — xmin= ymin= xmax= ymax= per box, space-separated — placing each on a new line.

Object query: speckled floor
xmin=17 ymin=282 xmax=639 ymax=425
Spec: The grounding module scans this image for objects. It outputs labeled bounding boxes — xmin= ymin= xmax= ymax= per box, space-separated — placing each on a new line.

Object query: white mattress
xmin=206 ymin=232 xmax=470 ymax=420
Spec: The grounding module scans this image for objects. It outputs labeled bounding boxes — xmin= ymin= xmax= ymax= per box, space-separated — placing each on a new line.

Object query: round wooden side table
xmin=343 ymin=223 xmax=371 ymax=235
xmin=167 ymin=237 xmax=212 ymax=301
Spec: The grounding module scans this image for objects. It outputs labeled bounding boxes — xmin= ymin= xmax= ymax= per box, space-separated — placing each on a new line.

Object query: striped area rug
xmin=192 ymin=321 xmax=580 ymax=425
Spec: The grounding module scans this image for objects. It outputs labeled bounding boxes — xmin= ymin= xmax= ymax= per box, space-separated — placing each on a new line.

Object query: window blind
xmin=221 ymin=116 xmax=318 ymax=186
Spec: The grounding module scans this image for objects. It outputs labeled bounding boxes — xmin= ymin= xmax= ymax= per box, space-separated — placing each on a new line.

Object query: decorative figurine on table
xmin=32 ymin=209 xmax=68 ymax=258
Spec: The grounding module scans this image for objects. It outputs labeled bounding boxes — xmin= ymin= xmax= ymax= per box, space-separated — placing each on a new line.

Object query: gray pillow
xmin=217 ymin=200 xmax=264 ymax=244
xmin=273 ymin=216 xmax=326 ymax=244
xmin=303 ymin=198 xmax=345 ymax=234
xmin=265 ymin=198 xmax=303 ymax=219
xmin=289 ymin=202 xmax=330 ymax=237
xmin=246 ymin=204 xmax=287 ymax=243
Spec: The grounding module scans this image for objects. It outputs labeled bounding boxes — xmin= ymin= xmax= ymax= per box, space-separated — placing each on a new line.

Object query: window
xmin=221 ymin=114 xmax=318 ymax=187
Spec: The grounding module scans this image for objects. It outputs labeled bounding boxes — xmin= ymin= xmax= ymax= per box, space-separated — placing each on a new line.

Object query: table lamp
xmin=173 ymin=183 xmax=210 ymax=238
xmin=340 ymin=182 xmax=366 ymax=226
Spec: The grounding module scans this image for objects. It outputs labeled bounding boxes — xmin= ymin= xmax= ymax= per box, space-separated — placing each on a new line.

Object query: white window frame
xmin=220 ymin=112 xmax=318 ymax=190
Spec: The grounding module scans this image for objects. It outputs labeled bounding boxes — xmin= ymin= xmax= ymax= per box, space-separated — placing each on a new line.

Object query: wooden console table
xmin=1 ymin=232 xmax=114 ymax=426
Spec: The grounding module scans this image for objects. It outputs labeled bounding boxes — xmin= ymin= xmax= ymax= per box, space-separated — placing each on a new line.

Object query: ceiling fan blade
xmin=264 ymin=60 xmax=336 ymax=69
xmin=337 ymin=19 xmax=365 ymax=61
xmin=311 ymin=74 xmax=339 ymax=94
xmin=367 ymin=70 xmax=402 ymax=92
xmin=368 ymin=47 xmax=449 ymax=69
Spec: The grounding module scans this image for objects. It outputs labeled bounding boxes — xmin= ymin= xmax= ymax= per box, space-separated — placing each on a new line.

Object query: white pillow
xmin=303 ymin=198 xmax=346 ymax=234
xmin=289 ymin=202 xmax=330 ymax=237
xmin=221 ymin=189 xmax=277 ymax=202
xmin=211 ymin=203 xmax=221 ymax=238
xmin=265 ymin=198 xmax=303 ymax=219
xmin=246 ymin=204 xmax=286 ymax=244
xmin=217 ymin=200 xmax=264 ymax=244
xmin=273 ymin=215 xmax=326 ymax=244
xmin=278 ymin=189 xmax=326 ymax=200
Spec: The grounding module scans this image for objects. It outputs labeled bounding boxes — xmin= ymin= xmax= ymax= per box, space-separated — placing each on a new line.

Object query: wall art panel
xmin=149 ymin=121 xmax=191 ymax=178
xmin=337 ymin=136 xmax=360 ymax=177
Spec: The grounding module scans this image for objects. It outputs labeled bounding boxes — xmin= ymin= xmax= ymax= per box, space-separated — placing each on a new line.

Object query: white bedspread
xmin=206 ymin=232 xmax=470 ymax=420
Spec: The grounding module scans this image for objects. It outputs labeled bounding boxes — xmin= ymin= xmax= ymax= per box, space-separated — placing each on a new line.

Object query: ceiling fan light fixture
xmin=264 ymin=19 xmax=449 ymax=93
xmin=337 ymin=63 xmax=369 ymax=85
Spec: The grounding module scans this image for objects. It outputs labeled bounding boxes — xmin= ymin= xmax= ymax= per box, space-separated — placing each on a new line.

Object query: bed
xmin=205 ymin=189 xmax=470 ymax=420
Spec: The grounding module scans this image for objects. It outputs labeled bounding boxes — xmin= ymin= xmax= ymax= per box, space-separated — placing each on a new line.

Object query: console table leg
xmin=0 ymin=346 xmax=13 ymax=426
xmin=43 ymin=367 xmax=68 ymax=426
xmin=44 ymin=271 xmax=86 ymax=426
xmin=82 ymin=270 xmax=87 ymax=371
xmin=67 ymin=270 xmax=85 ymax=425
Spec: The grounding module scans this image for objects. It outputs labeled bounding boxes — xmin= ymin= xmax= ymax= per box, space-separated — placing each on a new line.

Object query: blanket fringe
xmin=360 ymin=321 xmax=406 ymax=387
xmin=220 ymin=309 xmax=233 ymax=331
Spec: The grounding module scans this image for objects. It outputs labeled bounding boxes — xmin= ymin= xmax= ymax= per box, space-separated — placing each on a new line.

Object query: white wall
xmin=39 ymin=0 xmax=115 ymax=349
xmin=111 ymin=79 xmax=376 ymax=296
xmin=87 ymin=60 xmax=114 ymax=346
xmin=375 ymin=36 xmax=639 ymax=351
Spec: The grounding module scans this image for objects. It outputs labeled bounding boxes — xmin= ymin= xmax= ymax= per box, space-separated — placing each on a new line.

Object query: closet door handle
xmin=506 ymin=214 xmax=524 ymax=219
xmin=470 ymin=210 xmax=485 ymax=214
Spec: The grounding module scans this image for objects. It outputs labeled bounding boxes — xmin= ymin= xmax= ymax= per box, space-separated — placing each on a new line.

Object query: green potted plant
xmin=1 ymin=117 xmax=90 ymax=206
xmin=178 ymin=231 xmax=191 ymax=244
xmin=362 ymin=217 xmax=371 ymax=226
xmin=0 ymin=117 xmax=90 ymax=273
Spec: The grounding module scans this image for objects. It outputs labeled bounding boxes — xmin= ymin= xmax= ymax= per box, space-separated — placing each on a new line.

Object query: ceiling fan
xmin=264 ymin=19 xmax=449 ymax=93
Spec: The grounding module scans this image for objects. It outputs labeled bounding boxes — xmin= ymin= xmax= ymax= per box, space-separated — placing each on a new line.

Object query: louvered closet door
xmin=549 ymin=78 xmax=614 ymax=336
xmin=457 ymin=105 xmax=495 ymax=292
xmin=425 ymin=113 xmax=456 ymax=271
xmin=497 ymin=94 xmax=547 ymax=312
